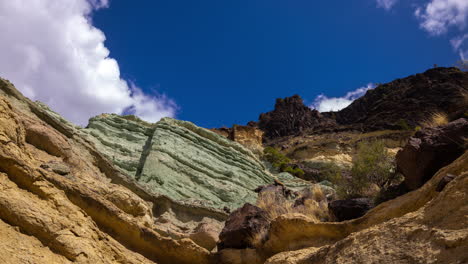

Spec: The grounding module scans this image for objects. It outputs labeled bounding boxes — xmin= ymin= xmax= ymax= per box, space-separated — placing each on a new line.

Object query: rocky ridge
xmin=253 ymin=67 xmax=468 ymax=140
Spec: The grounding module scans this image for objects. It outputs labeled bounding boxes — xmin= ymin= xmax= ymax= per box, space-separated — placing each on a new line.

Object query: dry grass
xmin=256 ymin=185 xmax=330 ymax=222
xmin=420 ymin=112 xmax=449 ymax=128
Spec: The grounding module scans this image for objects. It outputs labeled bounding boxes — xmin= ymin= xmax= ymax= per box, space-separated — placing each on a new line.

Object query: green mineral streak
xmin=81 ymin=116 xmax=272 ymax=210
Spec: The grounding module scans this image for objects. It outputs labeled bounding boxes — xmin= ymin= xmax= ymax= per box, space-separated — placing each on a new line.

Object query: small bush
xmin=318 ymin=162 xmax=342 ymax=185
xmin=256 ymin=185 xmax=329 ymax=221
xmin=397 ymin=119 xmax=410 ymax=130
xmin=263 ymin=147 xmax=304 ymax=177
xmin=420 ymin=112 xmax=448 ymax=128
xmin=283 ymin=166 xmax=305 ymax=178
xmin=337 ymin=140 xmax=394 ymax=199
xmin=264 ymin=146 xmax=291 ymax=171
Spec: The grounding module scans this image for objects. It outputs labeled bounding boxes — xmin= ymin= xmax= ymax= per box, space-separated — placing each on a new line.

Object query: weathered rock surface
xmin=218 ymin=204 xmax=270 ymax=250
xmin=328 ymin=198 xmax=374 ymax=221
xmin=396 ymin=118 xmax=467 ymax=190
xmin=81 ymin=113 xmax=154 ymax=176
xmin=137 ymin=118 xmax=272 ymax=210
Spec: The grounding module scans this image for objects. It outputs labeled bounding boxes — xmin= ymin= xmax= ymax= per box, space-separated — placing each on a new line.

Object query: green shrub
xmin=337 ymin=140 xmax=394 ymax=199
xmin=264 ymin=146 xmax=291 ymax=171
xmin=263 ymin=147 xmax=304 ymax=177
xmin=317 ymin=162 xmax=342 ymax=185
xmin=397 ymin=119 xmax=410 ymax=130
xmin=283 ymin=166 xmax=305 ymax=178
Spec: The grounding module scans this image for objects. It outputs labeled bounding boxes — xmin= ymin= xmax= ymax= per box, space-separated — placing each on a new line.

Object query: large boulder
xmin=328 ymin=198 xmax=374 ymax=221
xmin=218 ymin=203 xmax=270 ymax=250
xmin=396 ymin=118 xmax=467 ymax=190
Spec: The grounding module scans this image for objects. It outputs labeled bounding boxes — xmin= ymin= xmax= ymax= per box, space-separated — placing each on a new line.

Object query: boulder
xmin=189 ymin=220 xmax=223 ymax=251
xmin=328 ymin=198 xmax=374 ymax=221
xmin=396 ymin=118 xmax=467 ymax=190
xmin=218 ymin=204 xmax=270 ymax=250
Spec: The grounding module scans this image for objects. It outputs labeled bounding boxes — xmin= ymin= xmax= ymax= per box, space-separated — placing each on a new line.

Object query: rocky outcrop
xmin=137 ymin=118 xmax=272 ymax=210
xmin=335 ymin=67 xmax=468 ymax=131
xmin=257 ymin=95 xmax=335 ymax=139
xmin=396 ymin=118 xmax=467 ymax=190
xmin=328 ymin=198 xmax=374 ymax=221
xmin=218 ymin=204 xmax=270 ymax=250
xmin=80 ymin=112 xmax=272 ymax=211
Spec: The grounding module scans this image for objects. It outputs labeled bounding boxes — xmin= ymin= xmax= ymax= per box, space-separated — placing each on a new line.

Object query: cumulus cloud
xmin=0 ymin=0 xmax=176 ymax=125
xmin=376 ymin=0 xmax=398 ymax=10
xmin=311 ymin=83 xmax=375 ymax=112
xmin=415 ymin=0 xmax=468 ymax=35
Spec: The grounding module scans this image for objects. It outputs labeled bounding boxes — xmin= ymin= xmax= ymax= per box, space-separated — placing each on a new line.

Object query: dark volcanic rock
xmin=258 ymin=95 xmax=336 ymax=139
xmin=396 ymin=118 xmax=467 ymax=190
xmin=334 ymin=67 xmax=468 ymax=131
xmin=217 ymin=203 xmax=270 ymax=250
xmin=329 ymin=198 xmax=374 ymax=221
xmin=436 ymin=174 xmax=457 ymax=192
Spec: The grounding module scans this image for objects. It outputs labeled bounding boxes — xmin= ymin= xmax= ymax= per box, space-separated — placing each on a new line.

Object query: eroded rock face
xmin=218 ymin=204 xmax=270 ymax=250
xmin=258 ymin=95 xmax=335 ymax=139
xmin=396 ymin=118 xmax=467 ymax=190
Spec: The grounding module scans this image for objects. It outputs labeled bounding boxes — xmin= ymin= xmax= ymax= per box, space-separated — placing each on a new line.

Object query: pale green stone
xmin=81 ymin=116 xmax=272 ymax=210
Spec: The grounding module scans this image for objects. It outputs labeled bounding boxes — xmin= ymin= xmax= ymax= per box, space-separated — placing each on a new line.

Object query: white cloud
xmin=415 ymin=0 xmax=468 ymax=35
xmin=311 ymin=84 xmax=375 ymax=112
xmin=450 ymin=34 xmax=468 ymax=60
xmin=0 ymin=0 xmax=176 ymax=125
xmin=376 ymin=0 xmax=398 ymax=10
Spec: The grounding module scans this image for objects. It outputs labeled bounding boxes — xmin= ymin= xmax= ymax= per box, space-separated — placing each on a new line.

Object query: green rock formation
xmin=82 ymin=114 xmax=154 ymax=176
xmin=81 ymin=116 xmax=272 ymax=210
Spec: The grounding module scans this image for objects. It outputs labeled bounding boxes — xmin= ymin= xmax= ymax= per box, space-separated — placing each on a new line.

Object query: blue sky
xmin=91 ymin=0 xmax=462 ymax=128
xmin=0 ymin=0 xmax=466 ymax=127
